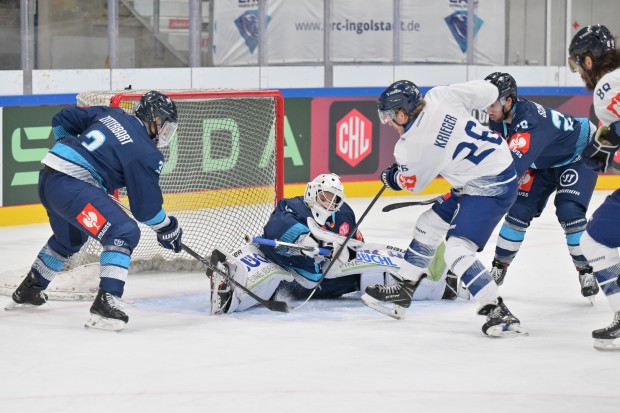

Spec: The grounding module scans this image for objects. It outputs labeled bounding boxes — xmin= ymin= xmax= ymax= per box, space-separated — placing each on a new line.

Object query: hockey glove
xmin=156 ymin=216 xmax=183 ymax=253
xmin=582 ymin=125 xmax=620 ymax=173
xmin=380 ymin=163 xmax=402 ymax=191
xmin=298 ymin=233 xmax=321 ymax=259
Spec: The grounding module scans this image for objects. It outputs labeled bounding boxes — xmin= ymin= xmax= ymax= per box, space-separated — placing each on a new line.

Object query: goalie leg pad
xmin=209 ymin=245 xmax=293 ymax=314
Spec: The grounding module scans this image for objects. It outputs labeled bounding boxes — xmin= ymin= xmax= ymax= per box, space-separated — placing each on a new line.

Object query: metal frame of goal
xmin=0 ymin=88 xmax=285 ymax=300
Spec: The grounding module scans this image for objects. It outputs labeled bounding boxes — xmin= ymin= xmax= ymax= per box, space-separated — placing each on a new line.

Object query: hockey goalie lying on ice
xmin=206 ymin=173 xmax=467 ymax=315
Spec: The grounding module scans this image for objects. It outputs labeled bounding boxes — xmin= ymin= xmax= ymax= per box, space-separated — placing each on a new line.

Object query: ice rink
xmin=0 ymin=190 xmax=618 ymax=413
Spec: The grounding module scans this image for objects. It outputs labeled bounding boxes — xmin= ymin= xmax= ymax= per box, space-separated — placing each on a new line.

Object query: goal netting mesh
xmin=0 ymin=89 xmax=284 ymax=300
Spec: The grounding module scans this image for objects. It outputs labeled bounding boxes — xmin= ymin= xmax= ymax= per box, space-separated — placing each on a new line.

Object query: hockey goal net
xmin=0 ymin=89 xmax=284 ymax=300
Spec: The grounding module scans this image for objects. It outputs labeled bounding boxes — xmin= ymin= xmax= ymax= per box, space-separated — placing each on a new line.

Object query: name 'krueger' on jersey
xmin=393 ymin=80 xmax=516 ymax=196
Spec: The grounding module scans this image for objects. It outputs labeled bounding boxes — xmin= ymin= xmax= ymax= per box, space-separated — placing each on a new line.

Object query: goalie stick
xmin=290 ymin=185 xmax=387 ymax=312
xmin=245 ymin=235 xmax=331 ymax=256
xmin=382 ymin=196 xmax=442 ymax=212
xmin=109 ymin=196 xmax=291 ymax=313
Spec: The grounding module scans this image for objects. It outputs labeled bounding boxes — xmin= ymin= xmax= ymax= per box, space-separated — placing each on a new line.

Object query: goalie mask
xmin=304 ymin=173 xmax=345 ymax=225
xmin=135 ymin=91 xmax=179 ymax=148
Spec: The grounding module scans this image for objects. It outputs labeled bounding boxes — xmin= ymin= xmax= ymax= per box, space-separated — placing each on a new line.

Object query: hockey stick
xmin=245 ymin=235 xmax=331 ymax=256
xmin=381 ymin=196 xmax=442 ymax=212
xmin=109 ymin=196 xmax=291 ymax=313
xmin=290 ymin=185 xmax=387 ymax=312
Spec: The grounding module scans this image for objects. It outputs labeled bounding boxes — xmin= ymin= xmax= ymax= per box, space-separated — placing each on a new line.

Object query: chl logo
xmin=77 ymin=203 xmax=107 ymax=236
xmin=336 ymin=109 xmax=372 ymax=167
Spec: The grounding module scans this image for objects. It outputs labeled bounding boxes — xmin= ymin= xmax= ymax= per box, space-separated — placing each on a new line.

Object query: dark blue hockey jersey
xmin=42 ymin=106 xmax=167 ymax=226
xmin=489 ymin=98 xmax=593 ymax=179
xmin=259 ymin=196 xmax=362 ymax=281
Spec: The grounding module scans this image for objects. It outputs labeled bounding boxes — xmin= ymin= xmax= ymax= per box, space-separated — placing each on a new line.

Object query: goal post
xmin=0 ymin=88 xmax=285 ymax=300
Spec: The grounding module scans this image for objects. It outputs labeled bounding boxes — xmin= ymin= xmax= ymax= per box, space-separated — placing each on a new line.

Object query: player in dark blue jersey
xmin=208 ymin=174 xmax=458 ymax=314
xmin=484 ymin=72 xmax=599 ymax=302
xmin=5 ymin=91 xmax=183 ymax=331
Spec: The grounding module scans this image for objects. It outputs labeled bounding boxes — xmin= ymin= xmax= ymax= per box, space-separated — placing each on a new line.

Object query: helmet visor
xmin=568 ymin=55 xmax=581 ymax=73
xmin=156 ymin=121 xmax=178 ymax=148
xmin=378 ymin=109 xmax=397 ymax=124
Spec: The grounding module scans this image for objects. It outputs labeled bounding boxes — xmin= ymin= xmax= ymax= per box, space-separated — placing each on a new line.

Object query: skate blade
xmin=593 ymin=339 xmax=620 ymax=351
xmin=85 ymin=314 xmax=126 ymax=332
xmin=361 ymin=293 xmax=407 ymax=320
xmin=485 ymin=324 xmax=529 ymax=338
xmin=4 ymin=300 xmax=48 ymax=311
xmin=586 ymin=295 xmax=596 ymax=306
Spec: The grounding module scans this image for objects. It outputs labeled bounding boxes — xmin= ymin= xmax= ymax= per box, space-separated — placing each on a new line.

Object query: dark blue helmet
xmin=135 ymin=91 xmax=178 ymax=125
xmin=377 ymin=80 xmax=423 ymax=124
xmin=568 ymin=25 xmax=616 ymax=72
xmin=484 ymin=72 xmax=517 ymax=103
xmin=135 ymin=91 xmax=179 ymax=148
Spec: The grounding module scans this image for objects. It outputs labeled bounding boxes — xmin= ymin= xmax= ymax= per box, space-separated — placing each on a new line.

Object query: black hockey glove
xmin=157 ymin=216 xmax=183 ymax=253
xmin=380 ymin=163 xmax=402 ymax=191
xmin=582 ymin=124 xmax=620 ymax=173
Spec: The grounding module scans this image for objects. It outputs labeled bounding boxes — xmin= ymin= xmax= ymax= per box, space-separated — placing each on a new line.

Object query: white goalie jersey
xmin=393 ymin=80 xmax=516 ymax=195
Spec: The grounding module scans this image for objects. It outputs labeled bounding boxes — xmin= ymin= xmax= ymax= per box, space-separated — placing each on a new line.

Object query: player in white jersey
xmin=361 ymin=80 xmax=527 ymax=337
xmin=568 ymin=24 xmax=620 ymax=350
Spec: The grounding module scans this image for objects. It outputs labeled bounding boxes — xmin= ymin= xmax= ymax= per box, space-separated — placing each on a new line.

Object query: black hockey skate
xmin=85 ymin=289 xmax=129 ymax=332
xmin=577 ymin=266 xmax=599 ymax=304
xmin=489 ymin=259 xmax=509 ymax=286
xmin=207 ymin=249 xmax=232 ymax=315
xmin=361 ymin=274 xmax=426 ymax=320
xmin=479 ymin=297 xmax=528 ymax=337
xmin=592 ymin=312 xmax=620 ymax=351
xmin=5 ymin=271 xmax=48 ymax=310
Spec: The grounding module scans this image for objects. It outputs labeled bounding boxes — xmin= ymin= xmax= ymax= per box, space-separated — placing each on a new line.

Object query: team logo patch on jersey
xmin=607 ymin=92 xmax=620 ymax=118
xmin=509 ymin=132 xmax=531 ymax=154
xmin=519 ymin=169 xmax=535 ymax=191
xmin=339 ymin=222 xmax=350 ymax=236
xmin=77 ymin=203 xmax=107 ymax=236
xmin=397 ymin=174 xmax=417 ymax=191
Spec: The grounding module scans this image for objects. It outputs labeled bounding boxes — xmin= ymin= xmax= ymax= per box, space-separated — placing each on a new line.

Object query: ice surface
xmin=0 ymin=191 xmax=618 ymax=413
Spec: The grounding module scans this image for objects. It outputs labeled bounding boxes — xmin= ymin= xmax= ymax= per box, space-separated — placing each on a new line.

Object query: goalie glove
xmin=306 ymin=218 xmax=363 ymax=265
xmin=297 ymin=233 xmax=322 ymax=259
xmin=582 ymin=124 xmax=620 ymax=173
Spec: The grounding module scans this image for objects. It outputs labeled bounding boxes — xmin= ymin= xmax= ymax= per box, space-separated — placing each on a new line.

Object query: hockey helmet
xmin=304 ymin=173 xmax=345 ymax=225
xmin=135 ymin=91 xmax=179 ymax=148
xmin=485 ymin=72 xmax=518 ymax=105
xmin=568 ymin=25 xmax=616 ymax=72
xmin=377 ymin=80 xmax=423 ymax=124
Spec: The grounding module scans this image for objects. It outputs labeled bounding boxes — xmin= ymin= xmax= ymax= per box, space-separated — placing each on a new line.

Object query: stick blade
xmin=265 ymin=300 xmax=292 ymax=313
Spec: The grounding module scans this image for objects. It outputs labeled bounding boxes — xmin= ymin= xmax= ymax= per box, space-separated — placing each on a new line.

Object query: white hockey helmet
xmin=304 ymin=173 xmax=345 ymax=225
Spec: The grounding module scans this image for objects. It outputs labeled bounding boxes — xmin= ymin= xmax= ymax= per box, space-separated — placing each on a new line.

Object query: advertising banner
xmin=212 ymin=0 xmax=505 ymax=66
xmin=1 ymin=106 xmax=64 ymax=207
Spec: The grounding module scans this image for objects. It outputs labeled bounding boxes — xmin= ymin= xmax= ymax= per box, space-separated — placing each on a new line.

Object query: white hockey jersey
xmin=393 ymin=80 xmax=516 ymax=195
xmin=593 ymin=68 xmax=620 ymax=127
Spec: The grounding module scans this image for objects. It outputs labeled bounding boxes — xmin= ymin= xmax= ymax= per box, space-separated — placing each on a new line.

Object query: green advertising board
xmin=282 ymin=99 xmax=311 ymax=184
xmin=2 ymin=105 xmax=66 ymax=206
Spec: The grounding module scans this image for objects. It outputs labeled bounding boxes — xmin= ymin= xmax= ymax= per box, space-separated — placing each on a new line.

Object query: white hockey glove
xmin=298 ymin=233 xmax=322 ymax=259
xmin=306 ymin=218 xmax=363 ymax=265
